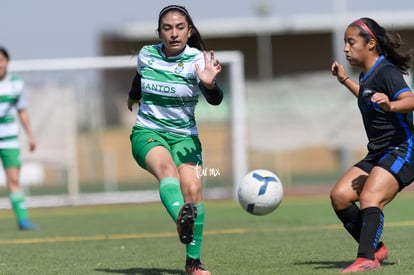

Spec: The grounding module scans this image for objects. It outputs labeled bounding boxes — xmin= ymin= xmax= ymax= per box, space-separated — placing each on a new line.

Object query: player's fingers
xmin=29 ymin=142 xmax=36 ymax=152
xmin=215 ymin=60 xmax=222 ymax=72
xmin=210 ymin=50 xmax=215 ymax=62
xmin=203 ymin=51 xmax=209 ymax=63
xmin=331 ymin=62 xmax=338 ymax=75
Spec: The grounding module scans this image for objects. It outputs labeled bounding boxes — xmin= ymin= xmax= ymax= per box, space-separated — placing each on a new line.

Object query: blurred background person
xmin=0 ymin=47 xmax=38 ymax=230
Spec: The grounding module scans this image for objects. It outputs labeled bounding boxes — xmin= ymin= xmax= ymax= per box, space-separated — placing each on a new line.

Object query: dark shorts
xmin=130 ymin=125 xmax=203 ymax=169
xmin=355 ymin=147 xmax=414 ymax=190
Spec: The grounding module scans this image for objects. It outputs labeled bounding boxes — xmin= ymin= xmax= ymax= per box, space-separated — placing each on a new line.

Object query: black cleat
xmin=177 ymin=202 xmax=197 ymax=244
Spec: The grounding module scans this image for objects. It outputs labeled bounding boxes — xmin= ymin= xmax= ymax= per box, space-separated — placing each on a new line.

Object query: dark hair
xmin=350 ymin=17 xmax=412 ymax=74
xmin=0 ymin=47 xmax=10 ymax=60
xmin=157 ymin=5 xmax=207 ymax=51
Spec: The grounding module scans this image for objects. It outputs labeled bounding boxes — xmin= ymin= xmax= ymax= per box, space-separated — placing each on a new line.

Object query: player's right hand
xmin=331 ymin=61 xmax=341 ymax=76
xmin=331 ymin=61 xmax=347 ymax=83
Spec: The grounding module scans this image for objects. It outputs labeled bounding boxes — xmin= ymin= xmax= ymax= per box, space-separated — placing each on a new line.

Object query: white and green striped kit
xmin=0 ymin=74 xmax=26 ymax=148
xmin=135 ymin=43 xmax=205 ymax=136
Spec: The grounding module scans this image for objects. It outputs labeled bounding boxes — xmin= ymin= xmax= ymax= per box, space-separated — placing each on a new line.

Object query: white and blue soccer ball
xmin=237 ymin=169 xmax=283 ymax=216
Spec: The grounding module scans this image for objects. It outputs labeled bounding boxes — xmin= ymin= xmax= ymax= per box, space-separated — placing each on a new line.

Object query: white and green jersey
xmin=135 ymin=43 xmax=205 ymax=136
xmin=0 ymin=74 xmax=26 ymax=148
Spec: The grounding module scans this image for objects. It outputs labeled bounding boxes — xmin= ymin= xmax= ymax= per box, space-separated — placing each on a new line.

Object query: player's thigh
xmin=145 ymin=146 xmax=179 ymax=180
xmin=330 ymin=166 xmax=368 ymax=209
xmin=170 ymin=135 xmax=203 ymax=201
xmin=360 ymin=149 xmax=414 ymax=209
xmin=359 ymin=166 xmax=399 ymax=209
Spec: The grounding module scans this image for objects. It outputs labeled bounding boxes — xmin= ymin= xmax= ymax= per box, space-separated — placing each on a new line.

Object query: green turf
xmin=0 ymin=193 xmax=413 ymax=274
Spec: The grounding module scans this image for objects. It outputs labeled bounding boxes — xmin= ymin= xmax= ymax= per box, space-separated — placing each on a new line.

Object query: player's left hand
xmin=28 ymin=136 xmax=36 ymax=152
xmin=331 ymin=61 xmax=347 ymax=83
xmin=371 ymin=92 xmax=391 ymax=111
xmin=196 ymin=50 xmax=222 ymax=89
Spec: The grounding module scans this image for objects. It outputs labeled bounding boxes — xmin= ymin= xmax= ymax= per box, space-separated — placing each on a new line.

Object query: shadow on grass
xmin=95 ymin=267 xmax=186 ymax=275
xmin=294 ymin=260 xmax=396 ymax=270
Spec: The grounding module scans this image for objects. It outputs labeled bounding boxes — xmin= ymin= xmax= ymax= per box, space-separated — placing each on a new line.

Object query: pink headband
xmin=352 ymin=19 xmax=377 ymax=41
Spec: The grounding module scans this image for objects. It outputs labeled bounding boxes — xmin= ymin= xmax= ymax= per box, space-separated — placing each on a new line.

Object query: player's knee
xmin=330 ymin=187 xmax=352 ymax=209
xmin=7 ymin=178 xmax=20 ymax=191
xmin=359 ymin=192 xmax=383 ymax=209
xmin=329 ymin=186 xmax=341 ymax=202
xmin=182 ymin=182 xmax=202 ymax=202
xmin=161 ymin=162 xmax=178 ymax=174
xmin=149 ymin=161 xmax=179 ymax=179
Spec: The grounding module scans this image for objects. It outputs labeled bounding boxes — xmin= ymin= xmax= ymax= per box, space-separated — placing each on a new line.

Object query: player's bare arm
xmin=372 ymin=91 xmax=414 ymax=112
xmin=331 ymin=61 xmax=359 ymax=96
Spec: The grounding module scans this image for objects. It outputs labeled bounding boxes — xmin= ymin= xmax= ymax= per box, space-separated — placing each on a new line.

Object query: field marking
xmin=1 ymin=220 xmax=413 ymax=245
xmin=0 ymin=228 xmax=245 ymax=245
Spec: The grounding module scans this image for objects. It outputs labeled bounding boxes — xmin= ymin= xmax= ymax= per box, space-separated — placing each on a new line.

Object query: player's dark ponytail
xmin=0 ymin=47 xmax=10 ymax=60
xmin=351 ymin=17 xmax=412 ymax=74
xmin=157 ymin=5 xmax=207 ymax=51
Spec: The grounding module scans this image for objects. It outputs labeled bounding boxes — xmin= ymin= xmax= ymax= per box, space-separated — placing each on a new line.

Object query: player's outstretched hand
xmin=196 ymin=50 xmax=222 ymax=89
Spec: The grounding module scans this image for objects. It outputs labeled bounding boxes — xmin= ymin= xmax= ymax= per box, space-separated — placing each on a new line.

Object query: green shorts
xmin=0 ymin=148 xmax=21 ymax=168
xmin=130 ymin=125 xmax=203 ymax=169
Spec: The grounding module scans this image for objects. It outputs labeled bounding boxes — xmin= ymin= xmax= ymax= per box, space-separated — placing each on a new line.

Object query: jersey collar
xmin=360 ymin=55 xmax=385 ymax=82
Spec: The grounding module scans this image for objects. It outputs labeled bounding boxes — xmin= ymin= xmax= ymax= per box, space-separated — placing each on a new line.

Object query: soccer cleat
xmin=341 ymin=257 xmax=381 ymax=273
xmin=18 ymin=219 xmax=39 ymax=230
xmin=185 ymin=258 xmax=211 ymax=275
xmin=374 ymin=242 xmax=388 ymax=262
xmin=177 ymin=202 xmax=197 ymax=244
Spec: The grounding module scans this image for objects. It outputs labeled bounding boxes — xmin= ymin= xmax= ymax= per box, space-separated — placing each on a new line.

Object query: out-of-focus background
xmin=1 ymin=0 xmax=414 ymax=207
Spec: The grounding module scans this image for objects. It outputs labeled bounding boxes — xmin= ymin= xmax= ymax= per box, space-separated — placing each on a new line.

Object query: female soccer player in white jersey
xmin=127 ymin=5 xmax=223 ymax=275
xmin=331 ymin=18 xmax=414 ymax=273
xmin=0 ymin=47 xmax=38 ymax=230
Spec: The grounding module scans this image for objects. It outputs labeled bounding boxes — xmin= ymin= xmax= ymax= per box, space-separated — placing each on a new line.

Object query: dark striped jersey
xmin=358 ymin=55 xmax=414 ymax=159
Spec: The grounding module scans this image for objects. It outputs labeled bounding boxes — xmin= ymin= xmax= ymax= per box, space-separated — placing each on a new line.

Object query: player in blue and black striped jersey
xmin=331 ymin=18 xmax=414 ymax=273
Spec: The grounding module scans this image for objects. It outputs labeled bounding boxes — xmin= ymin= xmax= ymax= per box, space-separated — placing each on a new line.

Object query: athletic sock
xmin=334 ymin=203 xmax=361 ymax=242
xmin=357 ymin=207 xmax=384 ymax=260
xmin=186 ymin=202 xmax=205 ymax=260
xmin=159 ymin=177 xmax=184 ymax=221
xmin=9 ymin=191 xmax=29 ymax=222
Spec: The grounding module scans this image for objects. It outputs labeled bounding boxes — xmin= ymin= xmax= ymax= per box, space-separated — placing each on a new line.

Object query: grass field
xmin=0 ymin=192 xmax=414 ymax=274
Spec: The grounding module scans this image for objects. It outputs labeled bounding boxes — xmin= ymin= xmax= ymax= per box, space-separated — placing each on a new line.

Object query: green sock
xmin=9 ymin=191 xmax=28 ymax=221
xmin=186 ymin=202 xmax=205 ymax=260
xmin=159 ymin=177 xmax=184 ymax=222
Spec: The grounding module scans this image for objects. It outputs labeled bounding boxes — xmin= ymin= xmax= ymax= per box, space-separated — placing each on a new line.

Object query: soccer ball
xmin=237 ymin=169 xmax=283 ymax=215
